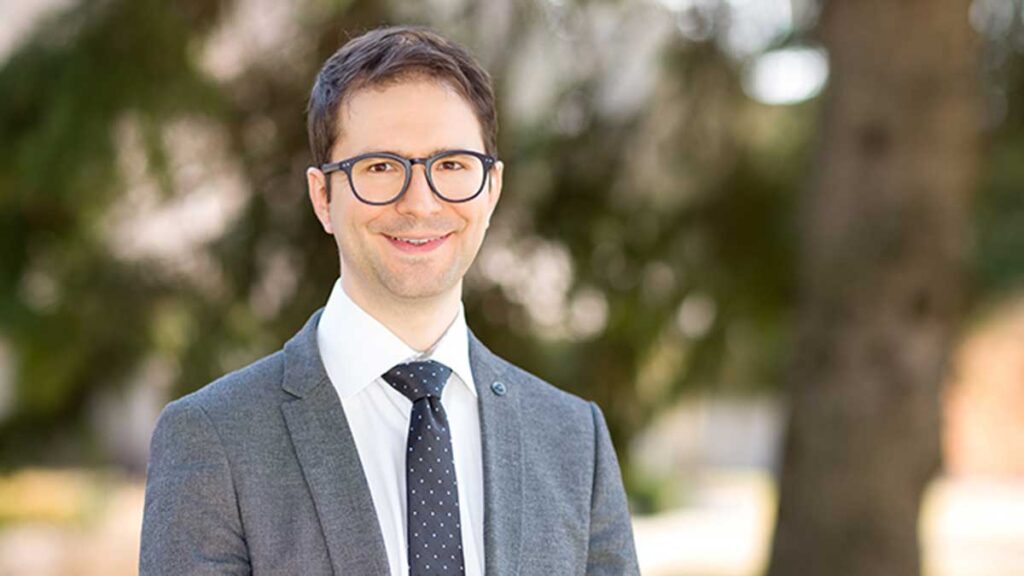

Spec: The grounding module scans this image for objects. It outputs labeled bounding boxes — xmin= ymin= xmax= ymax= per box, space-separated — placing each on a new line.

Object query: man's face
xmin=307 ymin=77 xmax=503 ymax=305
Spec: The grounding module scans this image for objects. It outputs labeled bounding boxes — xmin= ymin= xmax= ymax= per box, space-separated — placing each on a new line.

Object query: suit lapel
xmin=469 ymin=332 xmax=524 ymax=576
xmin=280 ymin=310 xmax=390 ymax=576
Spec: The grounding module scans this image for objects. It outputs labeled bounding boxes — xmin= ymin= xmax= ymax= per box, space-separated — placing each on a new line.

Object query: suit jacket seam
xmin=193 ymin=401 xmax=250 ymax=550
xmin=585 ymin=400 xmax=600 ymax=569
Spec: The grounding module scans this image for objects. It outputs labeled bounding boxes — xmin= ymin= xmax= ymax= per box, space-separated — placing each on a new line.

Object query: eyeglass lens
xmin=350 ymin=152 xmax=487 ymax=203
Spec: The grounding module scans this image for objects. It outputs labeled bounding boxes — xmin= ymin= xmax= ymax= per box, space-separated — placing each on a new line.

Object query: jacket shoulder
xmin=480 ymin=346 xmax=597 ymax=427
xmin=167 ymin=349 xmax=287 ymax=421
xmin=501 ymin=356 xmax=587 ymax=404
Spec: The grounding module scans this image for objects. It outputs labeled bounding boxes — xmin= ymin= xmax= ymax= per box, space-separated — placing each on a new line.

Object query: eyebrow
xmin=359 ymin=147 xmax=481 ymax=158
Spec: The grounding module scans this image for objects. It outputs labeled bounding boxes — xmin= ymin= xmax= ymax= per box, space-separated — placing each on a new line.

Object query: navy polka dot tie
xmin=382 ymin=360 xmax=465 ymax=576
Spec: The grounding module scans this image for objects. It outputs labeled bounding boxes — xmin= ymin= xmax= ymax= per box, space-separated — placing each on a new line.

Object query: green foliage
xmin=0 ymin=0 xmax=1019 ymax=508
xmin=0 ymin=0 xmax=809 ymax=482
xmin=976 ymin=99 xmax=1024 ymax=297
xmin=0 ymin=0 xmax=227 ymax=464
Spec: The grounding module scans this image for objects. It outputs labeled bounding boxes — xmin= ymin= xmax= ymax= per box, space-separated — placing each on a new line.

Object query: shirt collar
xmin=316 ymin=278 xmax=477 ymax=400
xmin=426 ymin=301 xmax=476 ymax=399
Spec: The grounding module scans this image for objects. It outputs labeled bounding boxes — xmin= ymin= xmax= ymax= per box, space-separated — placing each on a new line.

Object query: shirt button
xmin=490 ymin=381 xmax=507 ymax=396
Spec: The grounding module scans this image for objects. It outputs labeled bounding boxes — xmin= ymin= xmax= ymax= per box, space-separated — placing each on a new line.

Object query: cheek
xmin=458 ymin=208 xmax=491 ymax=247
xmin=333 ymin=202 xmax=371 ymax=235
xmin=331 ymin=203 xmax=379 ymax=258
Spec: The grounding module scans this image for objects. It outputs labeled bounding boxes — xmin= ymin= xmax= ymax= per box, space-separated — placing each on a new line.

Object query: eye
xmin=367 ymin=161 xmax=396 ymax=173
xmin=437 ymin=159 xmax=465 ymax=171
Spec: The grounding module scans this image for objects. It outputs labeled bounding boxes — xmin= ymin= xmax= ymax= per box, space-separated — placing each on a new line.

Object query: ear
xmin=307 ymin=166 xmax=334 ymax=235
xmin=484 ymin=160 xmax=503 ymax=228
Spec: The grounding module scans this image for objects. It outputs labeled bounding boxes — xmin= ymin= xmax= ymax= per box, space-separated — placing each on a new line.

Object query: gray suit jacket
xmin=140 ymin=309 xmax=639 ymax=575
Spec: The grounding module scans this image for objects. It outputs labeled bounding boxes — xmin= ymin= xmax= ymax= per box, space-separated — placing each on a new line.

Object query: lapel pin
xmin=490 ymin=381 xmax=507 ymax=396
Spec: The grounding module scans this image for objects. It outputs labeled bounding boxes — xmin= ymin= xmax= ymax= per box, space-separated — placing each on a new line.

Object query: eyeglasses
xmin=319 ymin=149 xmax=498 ymax=205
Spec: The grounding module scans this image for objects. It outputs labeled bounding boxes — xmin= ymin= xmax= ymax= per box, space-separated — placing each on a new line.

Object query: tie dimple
xmin=383 ymin=359 xmax=452 ymax=401
xmin=381 ymin=360 xmax=465 ymax=576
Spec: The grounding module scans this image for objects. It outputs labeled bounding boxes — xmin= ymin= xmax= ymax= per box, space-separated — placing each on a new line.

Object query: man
xmin=140 ymin=26 xmax=639 ymax=576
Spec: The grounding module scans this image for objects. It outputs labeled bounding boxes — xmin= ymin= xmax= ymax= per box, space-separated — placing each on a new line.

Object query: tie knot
xmin=381 ymin=359 xmax=452 ymax=402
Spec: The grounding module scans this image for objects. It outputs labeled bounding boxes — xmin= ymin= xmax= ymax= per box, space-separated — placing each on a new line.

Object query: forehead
xmin=334 ymin=77 xmax=485 ymax=157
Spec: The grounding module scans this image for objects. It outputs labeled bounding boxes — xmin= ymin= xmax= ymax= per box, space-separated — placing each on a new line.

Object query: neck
xmin=341 ymin=276 xmax=461 ymax=352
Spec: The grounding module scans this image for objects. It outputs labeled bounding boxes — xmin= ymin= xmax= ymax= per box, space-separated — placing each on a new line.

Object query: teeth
xmin=390 ymin=235 xmax=442 ymax=245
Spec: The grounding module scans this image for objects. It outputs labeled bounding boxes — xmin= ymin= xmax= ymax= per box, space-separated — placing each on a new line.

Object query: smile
xmin=383 ymin=232 xmax=453 ymax=252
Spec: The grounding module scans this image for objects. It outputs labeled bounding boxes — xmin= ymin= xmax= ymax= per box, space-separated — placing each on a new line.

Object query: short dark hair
xmin=306 ymin=26 xmax=498 ymax=169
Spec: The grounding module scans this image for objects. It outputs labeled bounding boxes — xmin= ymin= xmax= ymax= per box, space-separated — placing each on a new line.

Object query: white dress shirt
xmin=316 ymin=279 xmax=485 ymax=576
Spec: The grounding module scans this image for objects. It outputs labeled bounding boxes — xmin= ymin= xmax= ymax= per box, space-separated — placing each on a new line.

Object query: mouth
xmin=383 ymin=232 xmax=453 ymax=253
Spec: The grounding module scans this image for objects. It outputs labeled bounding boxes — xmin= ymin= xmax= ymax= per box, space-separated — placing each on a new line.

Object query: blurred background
xmin=0 ymin=0 xmax=1022 ymax=574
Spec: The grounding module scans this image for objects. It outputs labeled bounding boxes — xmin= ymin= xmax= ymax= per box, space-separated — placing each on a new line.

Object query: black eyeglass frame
xmin=319 ymin=149 xmax=498 ymax=205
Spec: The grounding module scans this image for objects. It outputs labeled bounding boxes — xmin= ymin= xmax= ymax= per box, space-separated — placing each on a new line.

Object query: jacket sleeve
xmin=586 ymin=401 xmax=641 ymax=576
xmin=139 ymin=398 xmax=251 ymax=575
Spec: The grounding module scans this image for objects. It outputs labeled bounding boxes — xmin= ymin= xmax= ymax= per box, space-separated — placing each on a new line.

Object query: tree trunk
xmin=766 ymin=1 xmax=982 ymax=575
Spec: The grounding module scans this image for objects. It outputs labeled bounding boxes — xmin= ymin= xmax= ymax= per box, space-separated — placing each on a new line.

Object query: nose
xmin=395 ymin=164 xmax=442 ymax=216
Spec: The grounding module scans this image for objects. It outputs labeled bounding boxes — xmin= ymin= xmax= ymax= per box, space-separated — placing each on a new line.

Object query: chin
xmin=379 ymin=268 xmax=462 ymax=301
